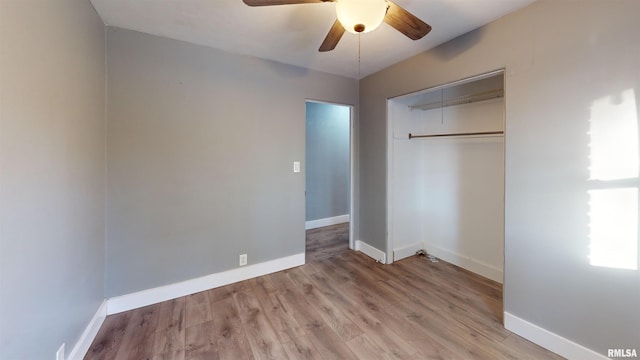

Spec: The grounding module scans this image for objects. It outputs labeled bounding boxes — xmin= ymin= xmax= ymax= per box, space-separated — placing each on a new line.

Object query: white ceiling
xmin=90 ymin=0 xmax=536 ymax=79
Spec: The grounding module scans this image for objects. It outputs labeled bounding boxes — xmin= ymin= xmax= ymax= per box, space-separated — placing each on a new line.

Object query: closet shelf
xmin=409 ymin=88 xmax=504 ymax=111
xmin=408 ymin=131 xmax=504 ymax=139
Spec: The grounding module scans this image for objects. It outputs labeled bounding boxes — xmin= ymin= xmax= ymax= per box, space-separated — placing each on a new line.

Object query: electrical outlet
xmin=56 ymin=343 xmax=65 ymax=360
xmin=239 ymin=254 xmax=247 ymax=266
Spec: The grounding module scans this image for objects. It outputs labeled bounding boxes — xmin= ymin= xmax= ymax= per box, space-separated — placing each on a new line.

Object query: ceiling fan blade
xmin=242 ymin=0 xmax=332 ymax=6
xmin=383 ymin=0 xmax=432 ymax=40
xmin=319 ymin=19 xmax=345 ymax=52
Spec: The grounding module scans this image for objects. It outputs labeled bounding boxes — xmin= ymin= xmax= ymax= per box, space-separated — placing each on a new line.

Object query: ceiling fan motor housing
xmin=336 ymin=0 xmax=387 ymax=34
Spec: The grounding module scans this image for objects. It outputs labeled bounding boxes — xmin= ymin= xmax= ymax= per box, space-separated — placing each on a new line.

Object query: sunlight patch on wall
xmin=588 ymin=188 xmax=638 ymax=270
xmin=588 ymin=89 xmax=638 ymax=181
xmin=588 ymin=89 xmax=639 ymax=270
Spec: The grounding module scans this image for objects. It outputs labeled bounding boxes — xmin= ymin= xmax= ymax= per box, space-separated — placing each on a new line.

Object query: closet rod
xmin=408 ymin=131 xmax=504 ymax=139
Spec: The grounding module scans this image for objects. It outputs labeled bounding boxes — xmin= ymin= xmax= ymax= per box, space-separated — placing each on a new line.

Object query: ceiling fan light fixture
xmin=336 ymin=0 xmax=387 ymax=34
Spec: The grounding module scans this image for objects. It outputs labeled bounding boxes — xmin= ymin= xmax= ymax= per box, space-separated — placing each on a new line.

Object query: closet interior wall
xmin=388 ymin=72 xmax=505 ymax=283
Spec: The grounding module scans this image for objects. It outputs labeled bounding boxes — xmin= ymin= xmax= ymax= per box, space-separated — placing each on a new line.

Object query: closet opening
xmin=386 ymin=70 xmax=505 ymax=285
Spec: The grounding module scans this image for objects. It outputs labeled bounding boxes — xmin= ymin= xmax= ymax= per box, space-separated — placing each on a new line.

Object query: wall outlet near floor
xmin=239 ymin=253 xmax=247 ymax=266
xmin=56 ymin=343 xmax=65 ymax=360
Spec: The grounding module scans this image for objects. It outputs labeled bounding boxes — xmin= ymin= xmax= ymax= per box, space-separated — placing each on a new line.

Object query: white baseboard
xmin=67 ymin=300 xmax=107 ymax=360
xmin=393 ymin=241 xmax=424 ymax=261
xmin=355 ymin=240 xmax=386 ymax=264
xmin=107 ymin=252 xmax=305 ymax=315
xmin=305 ymin=214 xmax=350 ymax=230
xmin=423 ymin=243 xmax=503 ymax=283
xmin=504 ymin=312 xmax=608 ymax=360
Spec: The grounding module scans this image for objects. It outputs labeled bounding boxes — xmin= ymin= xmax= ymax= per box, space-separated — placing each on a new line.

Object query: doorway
xmin=386 ymin=70 xmax=505 ymax=283
xmin=305 ymin=100 xmax=354 ymax=261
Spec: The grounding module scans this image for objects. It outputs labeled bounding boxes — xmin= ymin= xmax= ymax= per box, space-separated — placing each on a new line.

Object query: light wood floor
xmin=86 ymin=224 xmax=563 ymax=359
xmin=305 ymin=223 xmax=349 ymax=262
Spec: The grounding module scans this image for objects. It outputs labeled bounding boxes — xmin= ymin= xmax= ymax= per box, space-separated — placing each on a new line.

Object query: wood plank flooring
xmin=86 ymin=224 xmax=563 ymax=359
xmin=305 ymin=223 xmax=349 ymax=262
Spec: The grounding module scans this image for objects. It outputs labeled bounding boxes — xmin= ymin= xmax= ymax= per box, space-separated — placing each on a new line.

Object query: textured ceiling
xmin=90 ymin=0 xmax=536 ymax=79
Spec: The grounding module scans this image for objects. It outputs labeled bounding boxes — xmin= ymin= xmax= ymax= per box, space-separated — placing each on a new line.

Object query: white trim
xmin=393 ymin=242 xmax=424 ymax=262
xmin=349 ymin=105 xmax=355 ymax=251
xmin=504 ymin=312 xmax=608 ymax=360
xmin=355 ymin=240 xmax=387 ymax=264
xmin=385 ymin=99 xmax=395 ymax=264
xmin=107 ymin=253 xmax=305 ymax=315
xmin=389 ymin=69 xmax=506 ymax=101
xmin=423 ymin=243 xmax=503 ymax=283
xmin=67 ymin=300 xmax=107 ymax=360
xmin=305 ymin=214 xmax=350 ymax=230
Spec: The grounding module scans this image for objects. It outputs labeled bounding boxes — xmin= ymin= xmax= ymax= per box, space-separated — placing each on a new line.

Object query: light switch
xmin=293 ymin=161 xmax=301 ymax=173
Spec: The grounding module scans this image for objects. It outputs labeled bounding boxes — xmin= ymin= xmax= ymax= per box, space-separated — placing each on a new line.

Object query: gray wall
xmin=305 ymin=102 xmax=350 ymax=222
xmin=106 ymin=28 xmax=358 ymax=297
xmin=0 ymin=0 xmax=106 ymax=359
xmin=360 ymin=0 xmax=639 ymax=356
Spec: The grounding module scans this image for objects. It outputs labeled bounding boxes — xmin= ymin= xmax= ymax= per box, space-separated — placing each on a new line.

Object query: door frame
xmin=385 ymin=69 xmax=506 ymax=267
xmin=305 ymin=99 xmax=356 ymax=251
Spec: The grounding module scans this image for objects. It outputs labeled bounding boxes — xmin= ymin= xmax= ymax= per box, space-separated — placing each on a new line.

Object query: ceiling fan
xmin=242 ymin=0 xmax=432 ymax=52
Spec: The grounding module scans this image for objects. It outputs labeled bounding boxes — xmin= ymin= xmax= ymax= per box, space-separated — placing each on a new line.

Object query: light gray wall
xmin=360 ymin=0 xmax=639 ymax=356
xmin=0 ymin=1 xmax=106 ymax=359
xmin=106 ymin=28 xmax=358 ymax=297
xmin=305 ymin=102 xmax=350 ymax=222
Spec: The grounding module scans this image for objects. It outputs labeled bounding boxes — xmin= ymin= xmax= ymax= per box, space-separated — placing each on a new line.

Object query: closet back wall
xmin=105 ymin=28 xmax=358 ymax=297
